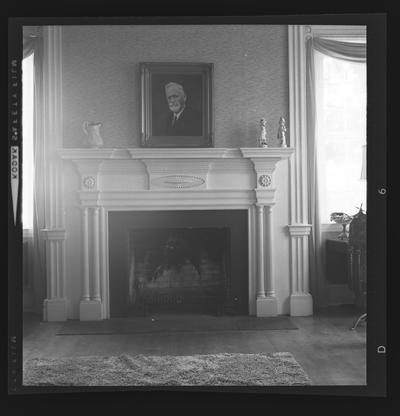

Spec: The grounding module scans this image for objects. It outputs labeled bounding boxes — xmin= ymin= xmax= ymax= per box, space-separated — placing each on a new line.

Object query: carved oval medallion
xmin=151 ymin=175 xmax=205 ymax=189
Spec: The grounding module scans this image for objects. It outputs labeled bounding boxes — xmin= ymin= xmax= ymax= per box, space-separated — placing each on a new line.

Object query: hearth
xmin=109 ymin=210 xmax=248 ymax=317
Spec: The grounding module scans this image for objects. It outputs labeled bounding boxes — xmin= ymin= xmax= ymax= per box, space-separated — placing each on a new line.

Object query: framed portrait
xmin=140 ymin=62 xmax=213 ymax=147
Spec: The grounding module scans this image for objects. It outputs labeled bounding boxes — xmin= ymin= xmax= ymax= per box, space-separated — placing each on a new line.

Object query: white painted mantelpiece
xmin=59 ymin=147 xmax=296 ymax=320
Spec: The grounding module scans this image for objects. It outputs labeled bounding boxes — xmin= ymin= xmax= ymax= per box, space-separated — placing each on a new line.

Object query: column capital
xmin=287 ymin=224 xmax=312 ymax=236
xmin=255 ymin=202 xmax=274 ymax=208
xmin=41 ymin=228 xmax=66 ymax=241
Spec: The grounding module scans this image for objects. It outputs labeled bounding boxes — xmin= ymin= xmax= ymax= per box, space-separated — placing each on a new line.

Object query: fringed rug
xmin=23 ymin=352 xmax=312 ymax=386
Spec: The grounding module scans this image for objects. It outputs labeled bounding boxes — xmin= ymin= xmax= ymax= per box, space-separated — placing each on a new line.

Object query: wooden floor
xmin=23 ymin=305 xmax=366 ymax=385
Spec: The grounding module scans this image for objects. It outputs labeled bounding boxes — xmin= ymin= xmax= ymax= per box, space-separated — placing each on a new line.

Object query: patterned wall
xmin=62 ymin=25 xmax=289 ymax=148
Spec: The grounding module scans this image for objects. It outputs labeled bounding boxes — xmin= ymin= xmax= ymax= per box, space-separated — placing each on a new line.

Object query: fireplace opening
xmin=109 ymin=210 xmax=248 ymax=317
xmin=128 ymin=228 xmax=229 ymax=314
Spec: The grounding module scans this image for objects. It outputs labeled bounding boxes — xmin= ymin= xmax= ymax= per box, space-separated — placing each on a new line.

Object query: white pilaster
xmin=41 ymin=229 xmax=67 ymax=321
xmin=287 ymin=25 xmax=313 ymax=316
xmin=49 ymin=240 xmax=56 ymax=298
xmin=288 ymin=225 xmax=313 ymax=316
xmin=40 ymin=26 xmax=69 ymax=321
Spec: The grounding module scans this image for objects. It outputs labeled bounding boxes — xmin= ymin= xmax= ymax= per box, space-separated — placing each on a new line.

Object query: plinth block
xmin=256 ymin=296 xmax=278 ymax=316
xmin=290 ymin=293 xmax=313 ymax=316
xmin=43 ymin=298 xmax=68 ymax=322
xmin=79 ymin=300 xmax=103 ymax=321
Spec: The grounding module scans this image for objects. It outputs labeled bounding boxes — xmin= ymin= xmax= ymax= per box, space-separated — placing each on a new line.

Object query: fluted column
xmin=248 ymin=205 xmax=257 ymax=316
xmin=50 ymin=242 xmax=57 ymax=298
xmin=100 ymin=207 xmax=108 ymax=318
xmin=82 ymin=207 xmax=90 ymax=301
xmin=55 ymin=241 xmax=61 ymax=297
xmin=79 ymin=206 xmax=103 ymax=320
xmin=92 ymin=207 xmax=101 ymax=301
xmin=255 ymin=204 xmax=278 ymax=316
xmin=45 ymin=241 xmax=52 ymax=300
xmin=265 ymin=205 xmax=276 ymax=297
xmin=256 ymin=205 xmax=266 ymax=298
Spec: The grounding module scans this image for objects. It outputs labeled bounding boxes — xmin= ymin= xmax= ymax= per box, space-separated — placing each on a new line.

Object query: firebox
xmin=109 ymin=210 xmax=248 ymax=316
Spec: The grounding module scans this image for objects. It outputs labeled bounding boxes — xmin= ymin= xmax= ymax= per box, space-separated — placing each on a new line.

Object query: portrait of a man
xmin=141 ymin=62 xmax=213 ymax=147
xmin=156 ymin=82 xmax=203 ymax=136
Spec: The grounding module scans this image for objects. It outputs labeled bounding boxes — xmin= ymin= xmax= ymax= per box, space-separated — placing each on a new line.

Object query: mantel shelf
xmin=59 ymin=147 xmax=294 ymax=160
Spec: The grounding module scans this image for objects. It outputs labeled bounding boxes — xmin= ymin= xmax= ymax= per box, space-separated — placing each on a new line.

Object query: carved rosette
xmin=82 ymin=175 xmax=96 ymax=189
xmin=258 ymin=174 xmax=272 ymax=188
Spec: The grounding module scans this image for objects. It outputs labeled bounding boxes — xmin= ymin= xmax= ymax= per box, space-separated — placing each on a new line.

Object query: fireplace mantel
xmin=59 ymin=147 xmax=293 ymax=159
xmin=48 ymin=146 xmax=313 ymax=321
xmin=60 ymin=147 xmax=294 ymax=208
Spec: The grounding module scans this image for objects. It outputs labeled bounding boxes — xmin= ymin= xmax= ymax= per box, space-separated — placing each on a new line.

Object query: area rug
xmin=56 ymin=315 xmax=298 ymax=335
xmin=23 ymin=352 xmax=311 ymax=386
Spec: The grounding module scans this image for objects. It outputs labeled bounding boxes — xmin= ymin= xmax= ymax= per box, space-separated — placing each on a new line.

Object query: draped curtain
xmin=23 ymin=26 xmax=46 ymax=313
xmin=306 ymin=36 xmax=366 ymax=307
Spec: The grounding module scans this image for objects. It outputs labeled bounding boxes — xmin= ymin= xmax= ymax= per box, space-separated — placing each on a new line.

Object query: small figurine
xmin=259 ymin=118 xmax=268 ymax=148
xmin=278 ymin=116 xmax=287 ymax=148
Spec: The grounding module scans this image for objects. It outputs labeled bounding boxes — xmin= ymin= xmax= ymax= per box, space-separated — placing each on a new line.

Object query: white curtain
xmin=312 ymin=38 xmax=366 ymax=62
xmin=306 ymin=37 xmax=367 ymax=307
xmin=23 ymin=26 xmax=46 ymax=313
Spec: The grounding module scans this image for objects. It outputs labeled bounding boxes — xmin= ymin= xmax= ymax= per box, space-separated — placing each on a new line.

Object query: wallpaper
xmin=62 ymin=25 xmax=289 ymax=148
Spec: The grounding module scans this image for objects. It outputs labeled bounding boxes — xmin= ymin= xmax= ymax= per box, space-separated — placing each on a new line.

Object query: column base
xmin=290 ymin=293 xmax=313 ymax=316
xmin=79 ymin=300 xmax=103 ymax=321
xmin=256 ymin=296 xmax=278 ymax=316
xmin=43 ymin=298 xmax=68 ymax=322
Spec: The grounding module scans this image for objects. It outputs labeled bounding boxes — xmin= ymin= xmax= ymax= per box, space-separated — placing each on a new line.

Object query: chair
xmin=348 ymin=207 xmax=367 ymax=330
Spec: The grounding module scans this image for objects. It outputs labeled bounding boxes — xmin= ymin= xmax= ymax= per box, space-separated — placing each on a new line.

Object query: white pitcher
xmin=82 ymin=121 xmax=104 ymax=148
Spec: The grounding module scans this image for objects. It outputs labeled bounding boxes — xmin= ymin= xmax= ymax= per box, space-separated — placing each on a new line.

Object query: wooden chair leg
xmin=351 ymin=313 xmax=367 ymax=330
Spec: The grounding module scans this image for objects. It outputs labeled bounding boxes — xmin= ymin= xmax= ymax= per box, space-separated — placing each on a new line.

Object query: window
xmin=314 ymin=49 xmax=367 ymax=223
xmin=22 ymin=53 xmax=35 ymax=230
